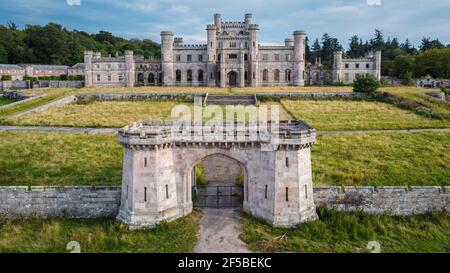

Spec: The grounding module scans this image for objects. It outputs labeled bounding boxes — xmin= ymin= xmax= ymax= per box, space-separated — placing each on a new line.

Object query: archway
xmin=228 ymin=71 xmax=238 ymax=87
xmin=148 ymin=73 xmax=155 ymax=85
xmin=191 ymin=154 xmax=245 ymax=208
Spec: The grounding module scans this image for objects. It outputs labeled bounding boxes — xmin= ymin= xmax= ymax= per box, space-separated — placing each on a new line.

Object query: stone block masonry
xmin=0 ymin=186 xmax=448 ymax=220
xmin=0 ymin=186 xmax=120 ymax=218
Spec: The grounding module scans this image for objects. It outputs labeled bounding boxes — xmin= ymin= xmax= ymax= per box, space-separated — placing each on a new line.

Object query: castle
xmin=81 ymin=13 xmax=381 ymax=88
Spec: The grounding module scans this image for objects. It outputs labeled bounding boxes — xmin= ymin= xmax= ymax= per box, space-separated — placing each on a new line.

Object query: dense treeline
xmin=305 ymin=29 xmax=450 ymax=80
xmin=0 ymin=22 xmax=160 ymax=65
xmin=0 ymin=22 xmax=448 ymax=80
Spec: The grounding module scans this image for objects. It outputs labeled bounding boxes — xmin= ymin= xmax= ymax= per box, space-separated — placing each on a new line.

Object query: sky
xmin=1 ymin=0 xmax=449 ymax=49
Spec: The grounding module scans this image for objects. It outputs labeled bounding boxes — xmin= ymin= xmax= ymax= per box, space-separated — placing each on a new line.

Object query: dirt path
xmin=194 ymin=208 xmax=250 ymax=253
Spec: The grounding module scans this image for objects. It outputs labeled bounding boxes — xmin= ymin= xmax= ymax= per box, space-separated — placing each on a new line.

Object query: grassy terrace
xmin=1 ymin=131 xmax=448 ymax=187
xmin=281 ymin=99 xmax=450 ymax=131
xmin=241 ymin=208 xmax=450 ymax=253
xmin=0 ymin=97 xmax=16 ymax=106
xmin=6 ymin=100 xmax=292 ymax=128
xmin=0 ymin=213 xmax=199 ymax=253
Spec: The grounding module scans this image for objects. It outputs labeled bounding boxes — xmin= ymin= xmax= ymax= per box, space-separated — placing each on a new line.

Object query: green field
xmin=282 ymin=99 xmax=450 ymax=131
xmin=312 ymin=132 xmax=450 ymax=186
xmin=0 ymin=213 xmax=199 ymax=253
xmin=240 ymin=208 xmax=450 ymax=253
xmin=0 ymin=132 xmax=122 ymax=186
xmin=0 ymin=131 xmax=448 ymax=187
xmin=0 ymin=97 xmax=16 ymax=106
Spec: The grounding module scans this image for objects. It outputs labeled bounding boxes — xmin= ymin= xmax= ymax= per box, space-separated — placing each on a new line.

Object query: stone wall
xmin=0 ymin=186 xmax=120 ymax=218
xmin=0 ymin=186 xmax=448 ymax=219
xmin=314 ymin=186 xmax=450 ymax=215
xmin=76 ymin=93 xmax=203 ymax=102
xmin=201 ymin=154 xmax=243 ymax=183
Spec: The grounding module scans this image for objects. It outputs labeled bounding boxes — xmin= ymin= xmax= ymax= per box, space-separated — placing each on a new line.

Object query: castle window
xmin=187 ymin=55 xmax=192 ymax=62
xmin=96 ymin=64 xmax=100 ymax=69
xmin=118 ymin=64 xmax=123 ymax=69
xmin=285 ymin=54 xmax=291 ymax=61
xmin=176 ymin=55 xmax=181 ymax=62
xmin=265 ymin=185 xmax=268 ymax=199
xmin=144 ymin=187 xmax=147 ymax=202
xmin=262 ymin=54 xmax=268 ymax=61
xmin=176 ymin=70 xmax=181 ymax=82
xmin=198 ymin=70 xmax=204 ymax=82
xmin=148 ymin=73 xmax=155 ymax=84
xmin=366 ymin=63 xmax=370 ymax=69
xmin=253 ymin=72 xmax=255 ymax=79
xmin=198 ymin=54 xmax=203 ymax=62
xmin=253 ymin=41 xmax=256 ymax=47
xmin=285 ymin=157 xmax=289 ymax=167
xmin=244 ymin=71 xmax=248 ymax=81
xmin=165 ymin=184 xmax=169 ymax=199
xmin=345 ymin=63 xmax=349 ymax=69
xmin=228 ymin=54 xmax=237 ymax=60
xmin=305 ymin=184 xmax=308 ymax=199
xmin=144 ymin=157 xmax=147 ymax=167
xmin=274 ymin=54 xmax=280 ymax=61
xmin=285 ymin=187 xmax=289 ymax=202
xmin=107 ymin=64 xmax=111 ymax=69
xmin=274 ymin=69 xmax=280 ymax=82
xmin=230 ymin=42 xmax=237 ymax=48
xmin=245 ymin=42 xmax=248 ymax=48
xmin=355 ymin=63 xmax=360 ymax=69
xmin=96 ymin=74 xmax=100 ymax=81
xmin=244 ymin=54 xmax=248 ymax=61
xmin=285 ymin=69 xmax=291 ymax=82
xmin=187 ymin=70 xmax=193 ymax=82
xmin=345 ymin=73 xmax=350 ymax=81
xmin=262 ymin=69 xmax=268 ymax=81
xmin=107 ymin=75 xmax=111 ymax=81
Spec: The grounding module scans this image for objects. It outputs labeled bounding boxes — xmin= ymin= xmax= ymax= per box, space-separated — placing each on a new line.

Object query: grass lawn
xmin=0 ymin=132 xmax=122 ymax=186
xmin=312 ymin=132 xmax=450 ymax=186
xmin=0 ymin=97 xmax=16 ymax=106
xmin=240 ymin=208 xmax=450 ymax=253
xmin=0 ymin=212 xmax=199 ymax=253
xmin=7 ymin=100 xmax=292 ymax=128
xmin=281 ymin=99 xmax=450 ymax=131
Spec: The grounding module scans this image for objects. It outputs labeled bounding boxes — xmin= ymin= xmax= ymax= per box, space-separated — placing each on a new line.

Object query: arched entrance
xmin=228 ymin=71 xmax=238 ymax=87
xmin=192 ymin=154 xmax=245 ymax=208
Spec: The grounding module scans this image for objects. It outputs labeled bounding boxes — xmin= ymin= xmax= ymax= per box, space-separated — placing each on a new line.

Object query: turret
xmin=285 ymin=38 xmax=294 ymax=47
xmin=245 ymin=13 xmax=252 ymax=28
xmin=293 ymin=30 xmax=306 ymax=86
xmin=332 ymin=51 xmax=343 ymax=83
xmin=206 ymin=24 xmax=217 ymax=86
xmin=125 ymin=50 xmax=135 ymax=87
xmin=214 ymin=13 xmax=222 ymax=33
xmin=161 ymin=31 xmax=174 ymax=86
xmin=249 ymin=24 xmax=260 ymax=87
xmin=84 ymin=50 xmax=93 ymax=87
xmin=174 ymin=37 xmax=183 ymax=47
xmin=374 ymin=50 xmax=382 ymax=80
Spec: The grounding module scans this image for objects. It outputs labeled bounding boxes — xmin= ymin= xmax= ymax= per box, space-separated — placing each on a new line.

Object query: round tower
xmin=374 ymin=51 xmax=382 ymax=80
xmin=125 ymin=50 xmax=135 ymax=87
xmin=285 ymin=38 xmax=294 ymax=47
xmin=206 ymin=24 xmax=217 ymax=86
xmin=83 ymin=50 xmax=93 ymax=87
xmin=332 ymin=51 xmax=343 ymax=83
xmin=249 ymin=24 xmax=260 ymax=87
xmin=161 ymin=31 xmax=174 ymax=86
xmin=293 ymin=30 xmax=306 ymax=86
xmin=214 ymin=13 xmax=222 ymax=33
xmin=245 ymin=13 xmax=252 ymax=28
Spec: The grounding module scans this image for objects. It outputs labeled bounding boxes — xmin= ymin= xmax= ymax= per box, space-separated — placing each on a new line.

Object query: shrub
xmin=195 ymin=164 xmax=208 ymax=186
xmin=440 ymin=86 xmax=449 ymax=96
xmin=1 ymin=75 xmax=12 ymax=81
xmin=402 ymin=71 xmax=415 ymax=86
xmin=353 ymin=74 xmax=380 ymax=93
xmin=60 ymin=74 xmax=68 ymax=81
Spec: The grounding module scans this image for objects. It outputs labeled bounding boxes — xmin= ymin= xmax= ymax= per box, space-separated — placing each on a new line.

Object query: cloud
xmin=168 ymin=4 xmax=190 ymax=13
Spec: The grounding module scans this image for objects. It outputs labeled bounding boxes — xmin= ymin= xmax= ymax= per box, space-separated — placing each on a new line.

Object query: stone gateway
xmin=116 ymin=120 xmax=318 ymax=229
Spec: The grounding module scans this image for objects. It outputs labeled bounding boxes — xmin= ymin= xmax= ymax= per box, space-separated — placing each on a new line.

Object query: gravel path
xmin=194 ymin=209 xmax=250 ymax=253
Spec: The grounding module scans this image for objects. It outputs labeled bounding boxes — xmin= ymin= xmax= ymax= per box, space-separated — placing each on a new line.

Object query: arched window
xmin=274 ymin=69 xmax=280 ymax=82
xmin=148 ymin=73 xmax=155 ymax=84
xmin=198 ymin=70 xmax=204 ymax=82
xmin=263 ymin=69 xmax=269 ymax=82
xmin=187 ymin=70 xmax=193 ymax=82
xmin=137 ymin=73 xmax=144 ymax=83
xmin=176 ymin=70 xmax=181 ymax=82
xmin=285 ymin=69 xmax=291 ymax=82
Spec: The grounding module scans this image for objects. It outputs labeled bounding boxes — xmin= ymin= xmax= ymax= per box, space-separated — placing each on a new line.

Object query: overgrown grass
xmin=312 ymin=132 xmax=450 ymax=186
xmin=0 ymin=132 xmax=121 ymax=186
xmin=0 ymin=97 xmax=16 ymax=106
xmin=1 ymin=132 xmax=448 ymax=187
xmin=0 ymin=213 xmax=199 ymax=253
xmin=281 ymin=99 xmax=450 ymax=131
xmin=7 ymin=101 xmax=292 ymax=128
xmin=240 ymin=207 xmax=450 ymax=253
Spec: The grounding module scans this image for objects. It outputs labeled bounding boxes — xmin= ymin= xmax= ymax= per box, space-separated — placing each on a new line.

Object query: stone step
xmin=205 ymin=95 xmax=256 ymax=105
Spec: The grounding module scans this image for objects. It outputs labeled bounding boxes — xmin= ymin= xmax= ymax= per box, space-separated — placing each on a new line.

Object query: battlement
xmin=221 ymin=21 xmax=246 ymax=28
xmin=174 ymin=44 xmax=207 ymax=49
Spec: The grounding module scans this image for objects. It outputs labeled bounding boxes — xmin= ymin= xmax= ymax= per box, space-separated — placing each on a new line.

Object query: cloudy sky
xmin=1 ymin=0 xmax=449 ymax=48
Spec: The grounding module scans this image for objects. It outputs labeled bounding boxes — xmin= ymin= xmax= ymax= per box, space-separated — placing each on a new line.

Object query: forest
xmin=0 ymin=22 xmax=449 ymax=80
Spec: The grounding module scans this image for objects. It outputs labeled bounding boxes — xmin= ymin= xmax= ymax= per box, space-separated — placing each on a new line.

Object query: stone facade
xmin=116 ymin=120 xmax=318 ymax=228
xmin=0 ymin=64 xmax=84 ymax=80
xmin=201 ymin=154 xmax=243 ymax=184
xmin=1 ymin=186 xmax=448 ymax=220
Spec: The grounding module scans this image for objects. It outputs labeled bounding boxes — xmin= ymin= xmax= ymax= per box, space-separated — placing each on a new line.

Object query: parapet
xmin=294 ymin=30 xmax=307 ymax=36
xmin=161 ymin=31 xmax=174 ymax=36
xmin=248 ymin=24 xmax=260 ymax=30
xmin=207 ymin=24 xmax=217 ymax=30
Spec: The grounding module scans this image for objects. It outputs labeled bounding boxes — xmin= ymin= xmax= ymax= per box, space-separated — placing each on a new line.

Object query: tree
xmin=311 ymin=38 xmax=321 ymax=62
xmin=320 ymin=33 xmax=343 ymax=67
xmin=420 ymin=38 xmax=444 ymax=52
xmin=353 ymin=74 xmax=380 ymax=93
xmin=347 ymin=35 xmax=365 ymax=58
xmin=370 ymin=29 xmax=384 ymax=51
xmin=392 ymin=55 xmax=415 ymax=79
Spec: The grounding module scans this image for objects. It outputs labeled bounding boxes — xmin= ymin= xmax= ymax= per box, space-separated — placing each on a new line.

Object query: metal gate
xmin=192 ymin=184 xmax=243 ymax=208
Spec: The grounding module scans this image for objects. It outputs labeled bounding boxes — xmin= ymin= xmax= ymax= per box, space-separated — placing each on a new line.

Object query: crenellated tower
xmin=161 ymin=31 xmax=174 ymax=86
xmin=206 ymin=24 xmax=217 ymax=86
xmin=249 ymin=24 xmax=259 ymax=87
xmin=293 ymin=30 xmax=306 ymax=86
xmin=332 ymin=51 xmax=343 ymax=83
xmin=83 ymin=50 xmax=93 ymax=87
